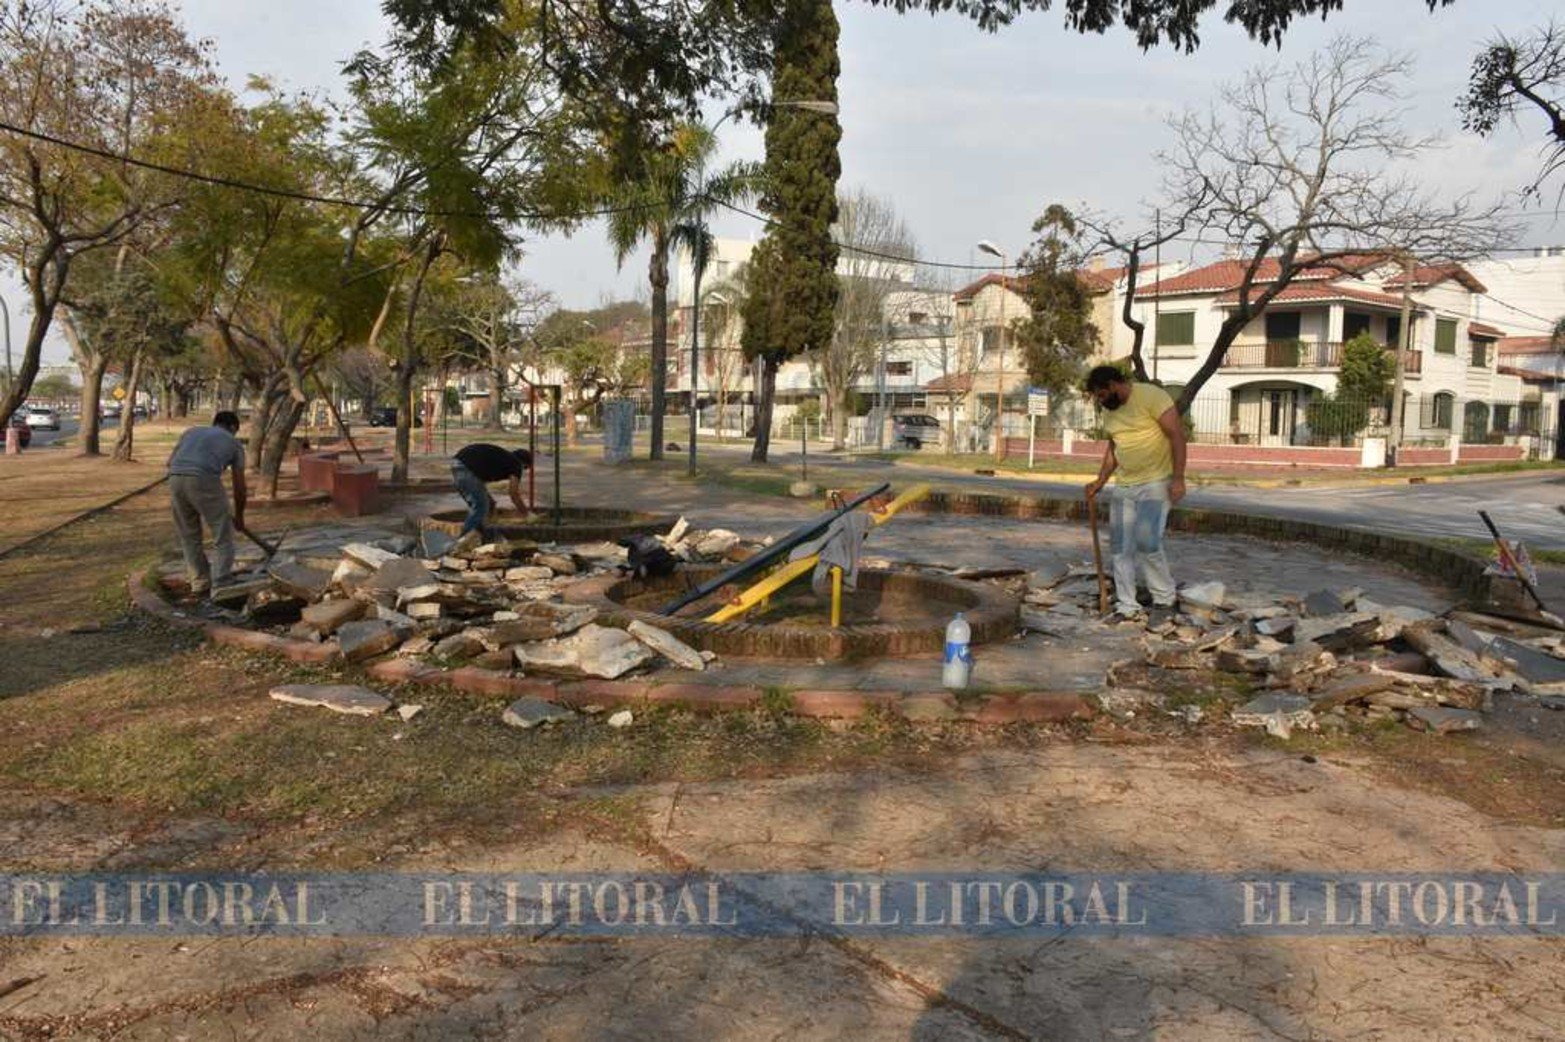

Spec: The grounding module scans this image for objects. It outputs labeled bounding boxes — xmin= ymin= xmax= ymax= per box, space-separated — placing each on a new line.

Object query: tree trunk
xmin=648 ymin=226 xmax=669 ymax=461
xmin=225 ymin=374 xmax=244 ymax=412
xmin=1120 ymin=242 xmax=1150 ymax=383
xmin=750 ymin=358 xmax=778 ymax=463
xmin=565 ymin=398 xmax=579 ymax=447
xmin=394 ymin=239 xmax=441 ymax=484
xmin=259 ymin=396 xmax=306 ymax=497
xmin=111 ymin=350 xmax=143 ymax=462
xmin=830 ymin=388 xmax=848 ymax=451
xmin=247 ymin=376 xmax=283 ymax=473
xmin=78 ymin=357 xmax=107 ymax=456
xmin=487 ymin=361 xmax=505 ymax=430
xmin=0 ymin=251 xmax=67 ymax=429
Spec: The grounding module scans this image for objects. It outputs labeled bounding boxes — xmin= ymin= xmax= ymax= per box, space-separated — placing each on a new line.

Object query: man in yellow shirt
xmin=1082 ymin=366 xmax=1188 ymax=618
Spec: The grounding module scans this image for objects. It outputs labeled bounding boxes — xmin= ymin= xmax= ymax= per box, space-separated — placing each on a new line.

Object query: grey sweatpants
xmin=169 ymin=473 xmax=235 ymax=592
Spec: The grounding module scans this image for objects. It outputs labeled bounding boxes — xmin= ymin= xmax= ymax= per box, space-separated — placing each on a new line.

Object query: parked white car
xmin=24 ymin=406 xmax=60 ymax=430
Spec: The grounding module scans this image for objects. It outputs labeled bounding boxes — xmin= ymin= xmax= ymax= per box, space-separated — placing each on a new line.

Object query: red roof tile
xmin=1498 ymin=364 xmax=1560 ymax=382
xmin=1140 ymin=253 xmax=1386 ymax=296
xmin=1212 ymin=282 xmax=1417 ymax=310
xmin=953 ymin=263 xmax=1170 ymax=302
xmin=1382 ymin=263 xmax=1488 ymax=294
xmin=923 ymin=373 xmax=973 ymax=393
xmin=1467 ymin=321 xmax=1506 ymax=339
xmin=1498 ymin=336 xmax=1557 ymax=355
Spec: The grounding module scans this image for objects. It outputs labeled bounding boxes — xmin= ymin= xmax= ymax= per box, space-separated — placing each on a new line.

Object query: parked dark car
xmin=1 ymin=414 xmax=33 ymax=448
xmin=368 ymin=407 xmax=423 ymax=428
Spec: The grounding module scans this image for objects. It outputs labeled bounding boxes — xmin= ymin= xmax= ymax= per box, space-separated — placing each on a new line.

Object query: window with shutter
xmin=1155 ymin=312 xmax=1195 ymax=347
xmin=1434 ymin=319 xmax=1457 ymax=354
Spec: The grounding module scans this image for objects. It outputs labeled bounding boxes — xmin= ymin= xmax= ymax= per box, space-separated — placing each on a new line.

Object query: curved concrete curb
xmin=126 ymin=569 xmax=1091 ymax=725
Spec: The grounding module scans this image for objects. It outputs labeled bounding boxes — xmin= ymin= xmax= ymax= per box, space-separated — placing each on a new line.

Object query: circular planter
xmin=567 ymin=565 xmax=1019 ymax=661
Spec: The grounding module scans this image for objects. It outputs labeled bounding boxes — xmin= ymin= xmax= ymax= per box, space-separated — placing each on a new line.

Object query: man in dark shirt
xmin=451 ymin=443 xmax=532 ymax=541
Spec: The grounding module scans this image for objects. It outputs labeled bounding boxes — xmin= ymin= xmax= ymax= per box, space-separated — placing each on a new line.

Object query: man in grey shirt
xmin=166 ymin=411 xmax=248 ymax=596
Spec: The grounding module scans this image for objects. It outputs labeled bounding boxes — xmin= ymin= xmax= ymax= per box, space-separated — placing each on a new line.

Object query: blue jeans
xmin=1108 ymin=479 xmax=1176 ymax=613
xmin=451 ymin=462 xmax=495 ymax=537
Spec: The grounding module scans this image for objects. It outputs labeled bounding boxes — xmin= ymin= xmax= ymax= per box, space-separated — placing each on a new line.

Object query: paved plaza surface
xmin=1 ymin=444 xmax=1561 ymax=1041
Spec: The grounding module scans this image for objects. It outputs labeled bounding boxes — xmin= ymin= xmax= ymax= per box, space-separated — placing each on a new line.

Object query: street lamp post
xmin=976 ymin=240 xmax=1009 ymax=460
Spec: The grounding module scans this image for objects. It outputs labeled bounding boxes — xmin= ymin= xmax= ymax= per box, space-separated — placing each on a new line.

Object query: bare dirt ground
xmin=0 ymin=447 xmax=1560 ymax=1040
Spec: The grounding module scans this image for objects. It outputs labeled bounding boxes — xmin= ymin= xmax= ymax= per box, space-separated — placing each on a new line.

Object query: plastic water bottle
xmin=942 ymin=612 xmax=971 ymax=690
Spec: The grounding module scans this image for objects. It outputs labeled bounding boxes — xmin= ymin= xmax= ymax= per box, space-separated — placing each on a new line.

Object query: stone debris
xmin=361 ymin=557 xmax=436 ymax=594
xmin=1231 ymin=693 xmax=1315 ymax=739
xmin=1406 ymin=706 xmax=1483 ymax=733
xmin=627 ymin=620 xmax=706 ymax=671
xmin=607 ymin=709 xmax=634 ymax=728
xmin=300 ymin=598 xmax=364 ymax=636
xmin=337 ymin=619 xmax=407 ymax=662
xmin=502 ymin=696 xmax=576 ymax=729
xmin=397 ymin=704 xmax=424 ymax=722
xmin=1304 ymin=589 xmax=1349 ymax=617
xmin=342 ymin=543 xmax=400 ymax=570
xmin=266 ymin=561 xmax=333 ymax=601
xmin=245 ymin=588 xmax=305 ymax=626
xmin=269 ymin=683 xmax=391 ymax=716
xmin=1178 ymin=581 xmax=1226 ymax=611
xmin=514 ymin=624 xmax=654 ymax=679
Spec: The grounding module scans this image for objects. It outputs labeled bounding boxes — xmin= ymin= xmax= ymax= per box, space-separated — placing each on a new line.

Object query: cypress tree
xmin=742 ymin=0 xmax=841 ymax=463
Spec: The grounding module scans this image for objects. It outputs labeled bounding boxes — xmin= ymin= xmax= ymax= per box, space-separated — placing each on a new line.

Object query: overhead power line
xmin=0 ymin=119 xmax=651 ymax=222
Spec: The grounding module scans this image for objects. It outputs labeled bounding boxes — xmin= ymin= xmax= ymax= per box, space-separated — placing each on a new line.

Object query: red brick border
xmin=126 ymin=569 xmax=1089 ymax=724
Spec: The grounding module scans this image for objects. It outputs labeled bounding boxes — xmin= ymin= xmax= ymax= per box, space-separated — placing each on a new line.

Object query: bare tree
xmin=1161 ymin=36 xmax=1512 ymax=407
xmin=817 ymin=187 xmax=917 ymax=450
xmin=437 ymin=274 xmax=554 ymax=428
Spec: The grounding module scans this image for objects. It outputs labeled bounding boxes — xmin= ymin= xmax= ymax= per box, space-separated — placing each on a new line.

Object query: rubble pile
xmin=165 ymin=517 xmax=759 ymax=685
xmin=1019 ymin=565 xmax=1565 ymax=738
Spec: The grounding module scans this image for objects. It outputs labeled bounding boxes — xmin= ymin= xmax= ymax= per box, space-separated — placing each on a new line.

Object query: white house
xmin=1125 ymin=256 xmax=1529 ymax=450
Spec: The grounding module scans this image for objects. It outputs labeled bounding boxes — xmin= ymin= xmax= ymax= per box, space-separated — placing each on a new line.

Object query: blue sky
xmin=16 ymin=0 xmax=1565 ymax=362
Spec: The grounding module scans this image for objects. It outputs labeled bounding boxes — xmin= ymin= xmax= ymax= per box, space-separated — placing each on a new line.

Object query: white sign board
xmin=1027 ymin=388 xmax=1050 ymax=417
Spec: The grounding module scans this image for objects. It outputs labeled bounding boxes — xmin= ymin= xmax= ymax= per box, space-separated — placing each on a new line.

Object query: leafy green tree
xmin=1014 ymin=204 xmax=1100 ymax=397
xmin=0 ymin=0 xmax=213 ymax=432
xmin=605 ymin=122 xmax=761 ymax=460
xmin=31 ymin=373 xmax=77 ymax=400
xmin=741 ymin=0 xmax=842 ymax=463
xmin=1306 ymin=333 xmax=1396 ymax=445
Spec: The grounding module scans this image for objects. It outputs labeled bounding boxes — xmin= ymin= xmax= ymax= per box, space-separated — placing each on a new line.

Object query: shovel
xmin=237 ymin=524 xmax=288 ymax=567
xmin=1086 ymin=488 xmax=1110 ymax=615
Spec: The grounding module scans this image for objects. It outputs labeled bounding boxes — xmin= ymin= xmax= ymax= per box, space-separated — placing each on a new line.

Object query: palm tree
xmin=606 ymin=123 xmax=762 ymax=460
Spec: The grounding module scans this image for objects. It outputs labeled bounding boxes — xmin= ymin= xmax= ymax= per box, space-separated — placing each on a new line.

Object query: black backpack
xmin=620 ymin=535 xmax=679 ymax=580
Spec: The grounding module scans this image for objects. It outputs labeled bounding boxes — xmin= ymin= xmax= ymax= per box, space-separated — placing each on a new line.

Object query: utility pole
xmin=976 ymin=240 xmax=1009 ymax=460
xmin=1387 ymin=250 xmax=1416 ymax=468
xmin=1152 ymin=210 xmax=1161 ymax=383
xmin=875 ymin=318 xmax=888 ymax=451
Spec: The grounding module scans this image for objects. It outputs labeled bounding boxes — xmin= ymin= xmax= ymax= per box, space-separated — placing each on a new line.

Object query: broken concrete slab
xmin=1293 ymin=612 xmax=1387 ymax=652
xmin=534 ymin=553 xmax=577 ymax=576
xmin=419 ymin=528 xmax=456 ymax=559
xmin=361 ymin=557 xmax=436 ymax=594
xmin=513 ymin=624 xmax=653 ymax=680
xmin=405 ymin=602 xmax=442 ymax=620
xmin=433 ymin=631 xmax=486 ymax=660
xmin=1406 ymin=706 xmax=1483 ymax=733
xmin=1215 ymin=648 xmax=1279 ymax=675
xmin=627 ymin=620 xmax=706 ymax=670
xmin=1255 ymin=616 xmax=1297 ymax=640
xmin=264 ymin=560 xmax=331 ymax=600
xmin=502 ymin=696 xmax=576 ymax=729
xmin=1403 ymin=624 xmax=1501 ymax=685
xmin=269 ymin=683 xmax=391 ymax=716
xmin=504 ymin=565 xmax=554 ymax=583
xmin=342 ymin=543 xmax=400 ymax=570
xmin=607 ymin=709 xmax=634 ymax=728
xmin=398 ymin=635 xmax=436 ymax=657
xmin=1231 ymin=693 xmax=1315 ymax=737
xmin=439 ymin=556 xmax=471 ymax=572
xmin=1486 ymin=638 xmax=1565 ymax=694
xmin=209 ymin=576 xmax=277 ymax=608
xmin=336 ymin=619 xmax=404 ymax=662
xmin=397 ymin=703 xmax=423 ymax=721
xmin=1178 ymin=581 xmax=1226 ymax=610
xmin=300 ymin=598 xmax=364 ymax=636
xmin=693 ymin=529 xmax=741 ymax=557
xmin=1307 ymin=673 xmax=1401 ymax=709
xmin=1304 ymin=589 xmax=1348 ymax=617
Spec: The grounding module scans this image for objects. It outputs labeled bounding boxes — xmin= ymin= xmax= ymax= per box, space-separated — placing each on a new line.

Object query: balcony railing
xmin=1221 ymin=340 xmax=1421 ymax=374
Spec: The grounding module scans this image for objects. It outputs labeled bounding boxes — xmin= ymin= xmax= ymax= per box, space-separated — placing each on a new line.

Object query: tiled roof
xmin=1498 ymin=336 xmax=1558 ymax=355
xmin=952 ymin=262 xmax=1168 ymax=302
xmin=1139 ymin=253 xmax=1386 ymax=296
xmin=1498 ymin=364 xmax=1561 ymax=382
xmin=923 ymin=373 xmax=973 ymax=393
xmin=1382 ymin=263 xmax=1488 ymax=294
xmin=1212 ymin=282 xmax=1417 ymax=310
xmin=1467 ymin=321 xmax=1507 ymax=339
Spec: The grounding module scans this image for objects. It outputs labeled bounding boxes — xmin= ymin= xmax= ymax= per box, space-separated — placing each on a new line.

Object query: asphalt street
xmin=712 ymin=443 xmax=1565 ymax=551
